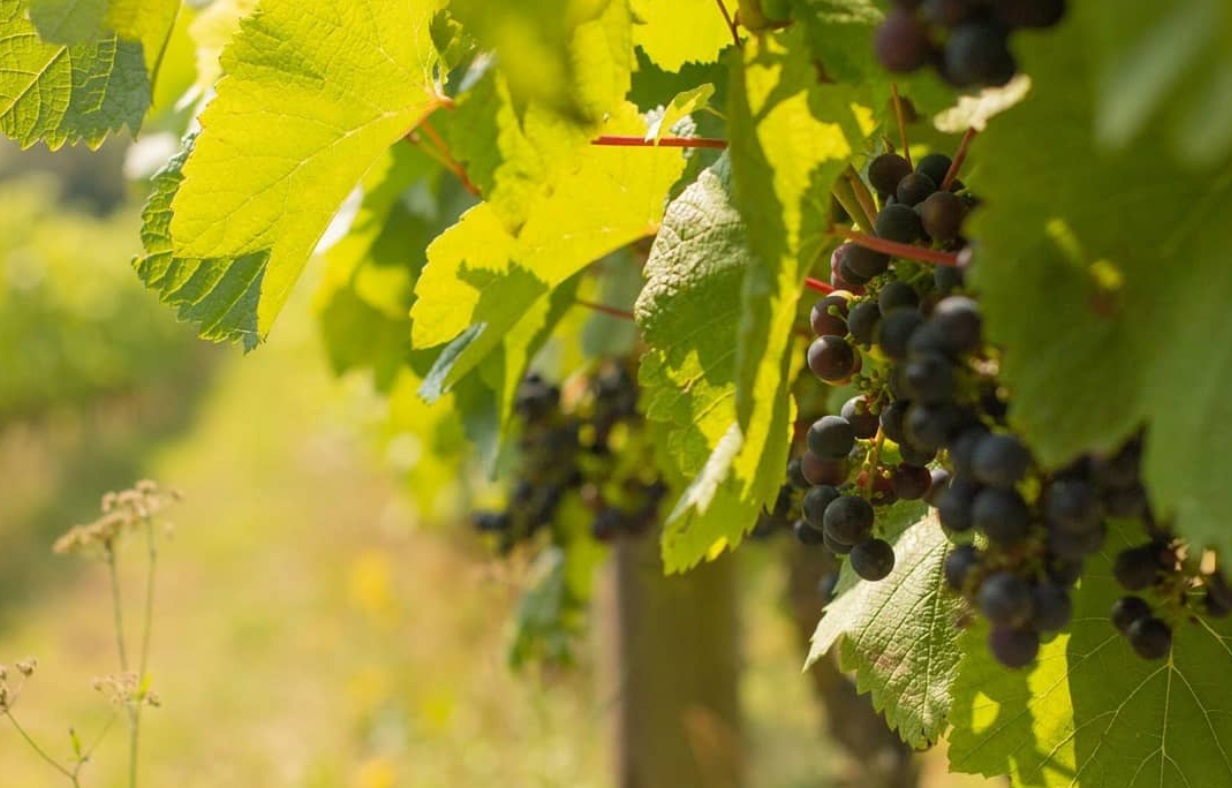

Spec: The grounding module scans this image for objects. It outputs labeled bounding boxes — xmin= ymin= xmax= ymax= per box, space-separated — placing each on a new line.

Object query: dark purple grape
xmin=1047 ymin=520 xmax=1106 ymax=559
xmin=875 ymin=203 xmax=924 ymax=244
xmin=1044 ymin=478 xmax=1102 ymax=533
xmin=802 ymin=485 xmax=842 ymax=527
xmin=1094 ymin=436 xmax=1143 ymax=488
xmin=841 ymin=396 xmax=881 ymax=439
xmin=945 ymin=20 xmax=1016 ymax=87
xmin=1127 ymin=617 xmax=1172 ymax=660
xmin=845 ymin=244 xmax=892 ymax=279
xmin=822 ymin=495 xmax=875 ymax=545
xmin=808 ymin=336 xmax=857 ymax=382
xmin=978 ymin=571 xmax=1034 ymax=627
xmin=879 ymin=281 xmax=920 ymax=313
xmin=905 ymin=402 xmax=968 ymax=451
xmin=878 ymin=310 xmax=925 ymax=361
xmin=1111 ymin=595 xmax=1152 ymax=634
xmin=973 ymin=487 xmax=1031 ymax=545
xmin=880 ymin=400 xmax=910 ymax=444
xmin=1113 ymin=544 xmax=1163 ymax=591
xmin=938 ymin=475 xmax=979 ymax=532
xmin=848 ymin=301 xmax=882 ymax=348
xmin=944 ymin=544 xmax=980 ymax=591
xmin=801 ymin=452 xmax=849 ymax=486
xmin=949 ymin=424 xmax=990 ymax=478
xmin=1032 ymin=584 xmax=1073 ymax=632
xmin=934 ymin=262 xmax=965 ymax=294
xmin=808 ymin=415 xmax=856 ymax=460
xmin=1102 ymin=483 xmax=1149 ymax=519
xmin=971 ymin=433 xmax=1032 ymax=489
xmin=922 ymin=0 xmax=981 ymax=27
xmin=891 ymin=464 xmax=933 ymax=500
xmin=896 ymin=172 xmax=937 ymax=207
xmin=989 ymin=626 xmax=1039 ymax=668
xmin=787 ymin=458 xmax=811 ymax=490
xmin=925 ymin=468 xmax=951 ymax=506
xmin=915 ymin=153 xmax=952 ymax=186
xmin=930 ymin=295 xmax=982 ymax=355
xmin=851 ymin=538 xmax=896 ymax=581
xmin=810 ymin=293 xmax=851 ymax=337
xmin=898 ymin=441 xmax=936 ymax=467
xmin=824 ymin=531 xmax=854 ymax=555
xmin=916 ymin=191 xmax=967 ymax=243
xmin=1048 ymin=557 xmax=1083 ymax=588
xmin=903 ymin=353 xmax=957 ymax=404
xmin=868 ymin=152 xmax=914 ymax=195
xmin=592 ymin=508 xmax=626 ymax=541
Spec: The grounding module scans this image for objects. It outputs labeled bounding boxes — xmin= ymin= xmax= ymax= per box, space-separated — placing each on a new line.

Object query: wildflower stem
xmin=128 ymin=518 xmax=159 ymax=788
xmin=5 ymin=711 xmax=80 ymax=786
xmin=105 ymin=547 xmax=129 ymax=673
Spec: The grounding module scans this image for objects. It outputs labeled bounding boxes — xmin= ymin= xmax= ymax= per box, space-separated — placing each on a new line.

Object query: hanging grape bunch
xmin=471 ymin=360 xmax=667 ymax=553
xmin=875 ymin=0 xmax=1067 ymax=88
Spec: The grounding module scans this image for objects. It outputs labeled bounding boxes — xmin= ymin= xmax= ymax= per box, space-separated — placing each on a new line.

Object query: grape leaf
xmin=0 ymin=0 xmax=149 ymax=149
xmin=728 ymin=25 xmax=872 ymax=528
xmin=808 ymin=508 xmax=963 ymax=749
xmin=630 ymin=0 xmax=732 ymax=72
xmin=164 ymin=0 xmax=443 ymax=345
xmin=187 ymin=0 xmax=258 ymax=97
xmin=29 ymin=0 xmax=178 ymax=76
xmin=966 ymin=12 xmax=1232 ymax=558
xmin=133 ymin=140 xmax=268 ymax=349
xmin=412 ymin=103 xmax=685 ymax=400
xmin=635 ymin=154 xmax=764 ymax=572
xmin=449 ymin=0 xmax=631 ymax=124
xmin=1087 ymin=0 xmax=1232 ymax=167
xmin=947 ymin=527 xmax=1232 ymax=787
xmin=646 ymin=83 xmax=714 ymax=143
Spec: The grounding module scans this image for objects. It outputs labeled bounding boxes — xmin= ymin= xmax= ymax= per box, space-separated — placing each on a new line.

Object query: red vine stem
xmin=841 ymin=230 xmax=960 ymax=267
xmin=592 ymin=135 xmax=729 ymax=150
xmin=713 ymin=0 xmax=742 ymax=48
xmin=891 ymin=84 xmax=912 ymax=169
xmin=575 ymin=299 xmax=636 ymax=322
xmin=805 ymin=277 xmax=836 ymax=294
xmin=942 ymin=127 xmax=978 ymax=191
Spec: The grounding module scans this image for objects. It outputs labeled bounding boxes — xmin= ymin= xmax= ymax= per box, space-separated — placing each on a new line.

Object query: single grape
xmin=929 ymin=295 xmax=983 ymax=354
xmin=896 ymin=172 xmax=937 ymax=207
xmin=838 ymin=255 xmax=873 ymax=287
xmin=971 ymin=433 xmax=1033 ymax=489
xmin=938 ymin=475 xmax=980 ymax=532
xmin=847 ymin=301 xmax=882 ymax=348
xmin=989 ymin=626 xmax=1040 ymax=668
xmin=915 ymin=153 xmax=953 ymax=186
xmin=793 ymin=519 xmax=827 ymax=546
xmin=808 ymin=335 xmax=858 ymax=382
xmin=845 ymin=244 xmax=892 ymax=279
xmin=1047 ymin=557 xmax=1083 ymax=588
xmin=879 ymin=281 xmax=920 ymax=313
xmin=1047 ymin=519 xmax=1107 ymax=559
xmin=1044 ymin=478 xmax=1102 ymax=533
xmin=808 ymin=415 xmax=857 ymax=460
xmin=904 ymin=402 xmax=968 ymax=451
xmin=898 ymin=441 xmax=936 ymax=467
xmin=810 ymin=293 xmax=851 ymax=337
xmin=945 ymin=20 xmax=1017 ymax=87
xmin=934 ymin=262 xmax=965 ymax=294
xmin=944 ymin=543 xmax=980 ymax=591
xmin=875 ymin=203 xmax=925 ymax=244
xmin=903 ymin=352 xmax=957 ymax=404
xmin=973 ymin=487 xmax=1032 ymax=545
xmin=801 ymin=452 xmax=849 ymax=486
xmin=916 ymin=191 xmax=967 ymax=243
xmin=1127 ymin=617 xmax=1172 ymax=660
xmin=891 ymin=463 xmax=933 ymax=500
xmin=1113 ymin=544 xmax=1163 ymax=591
xmin=822 ymin=495 xmax=876 ymax=545
xmin=787 ymin=457 xmax=811 ymax=490
xmin=949 ymin=424 xmax=990 ymax=478
xmin=841 ymin=395 xmax=881 ymax=439
xmin=924 ymin=467 xmax=952 ymax=506
xmin=851 ymin=538 xmax=896 ymax=581
xmin=878 ymin=309 xmax=924 ymax=360
xmin=880 ymin=400 xmax=910 ymax=445
xmin=802 ymin=484 xmax=842 ymax=527
xmin=868 ymin=152 xmax=914 ymax=194
xmin=1110 ymin=595 xmax=1152 ymax=635
xmin=1032 ymin=583 xmax=1073 ymax=632
xmin=993 ymin=0 xmax=1065 ymax=29
xmin=978 ymin=571 xmax=1035 ymax=627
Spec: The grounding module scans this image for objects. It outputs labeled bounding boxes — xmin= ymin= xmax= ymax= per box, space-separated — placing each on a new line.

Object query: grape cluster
xmin=471 ymin=362 xmax=666 ymax=551
xmin=874 ymin=0 xmax=1067 ymax=88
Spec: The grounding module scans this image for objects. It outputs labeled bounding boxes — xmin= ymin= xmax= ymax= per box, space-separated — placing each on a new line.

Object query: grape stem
xmin=405 ymin=121 xmax=480 ymax=197
xmin=942 ymin=128 xmax=977 ymax=191
xmin=840 ymin=230 xmax=960 ymax=267
xmin=891 ymin=84 xmax=912 ymax=170
xmin=713 ymin=0 xmax=742 ymax=48
xmin=575 ymin=299 xmax=636 ymax=322
xmin=864 ymin=426 xmax=885 ymax=498
xmin=591 ymin=135 xmax=729 ymax=150
xmin=805 ymin=277 xmax=836 ymax=294
xmin=842 ymin=166 xmax=879 ymax=231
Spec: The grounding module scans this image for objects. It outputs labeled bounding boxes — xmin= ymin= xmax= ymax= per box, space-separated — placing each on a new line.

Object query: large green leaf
xmin=948 ymin=528 xmax=1232 ymax=787
xmin=635 ymin=154 xmax=759 ymax=571
xmin=808 ymin=508 xmax=963 ymax=749
xmin=630 ymin=0 xmax=732 ymax=72
xmin=163 ymin=0 xmax=443 ymax=345
xmin=967 ymin=9 xmax=1232 ymax=557
xmin=0 ymin=0 xmax=149 ymax=149
xmin=29 ymin=0 xmax=178 ymax=76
